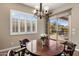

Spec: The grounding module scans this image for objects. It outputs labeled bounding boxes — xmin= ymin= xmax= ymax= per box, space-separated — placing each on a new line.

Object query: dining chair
xmin=19 ymin=39 xmax=30 ymax=48
xmin=19 ymin=38 xmax=30 ymax=56
xmin=7 ymin=50 xmax=16 ymax=56
xmin=7 ymin=47 xmax=27 ymax=56
xmin=63 ymin=41 xmax=76 ymax=56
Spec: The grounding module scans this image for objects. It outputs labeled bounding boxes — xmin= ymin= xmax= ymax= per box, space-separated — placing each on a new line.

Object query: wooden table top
xmin=27 ymin=39 xmax=64 ymax=56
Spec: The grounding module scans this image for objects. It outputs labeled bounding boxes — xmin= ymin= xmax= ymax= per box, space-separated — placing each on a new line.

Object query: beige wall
xmin=0 ymin=3 xmax=45 ymax=50
xmin=52 ymin=3 xmax=79 ymax=49
xmin=1 ymin=3 xmax=79 ymax=50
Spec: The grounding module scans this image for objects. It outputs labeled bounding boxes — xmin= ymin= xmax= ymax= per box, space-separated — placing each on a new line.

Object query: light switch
xmin=72 ymin=28 xmax=76 ymax=35
xmin=72 ymin=32 xmax=76 ymax=35
xmin=72 ymin=28 xmax=76 ymax=32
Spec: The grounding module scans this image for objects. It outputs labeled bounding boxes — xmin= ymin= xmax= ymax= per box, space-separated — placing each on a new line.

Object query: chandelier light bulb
xmin=33 ymin=10 xmax=37 ymax=14
xmin=44 ymin=6 xmax=49 ymax=10
xmin=35 ymin=6 xmax=39 ymax=10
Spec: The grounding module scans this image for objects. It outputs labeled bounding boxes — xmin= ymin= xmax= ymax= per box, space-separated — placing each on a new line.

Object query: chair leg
xmin=69 ymin=51 xmax=73 ymax=56
xmin=21 ymin=49 xmax=26 ymax=56
xmin=18 ymin=52 xmax=20 ymax=56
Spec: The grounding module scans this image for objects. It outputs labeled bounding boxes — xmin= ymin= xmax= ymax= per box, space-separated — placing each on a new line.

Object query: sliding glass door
xmin=48 ymin=16 xmax=69 ymax=41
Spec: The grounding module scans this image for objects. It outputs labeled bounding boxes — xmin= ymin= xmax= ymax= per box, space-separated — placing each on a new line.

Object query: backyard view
xmin=48 ymin=17 xmax=69 ymax=41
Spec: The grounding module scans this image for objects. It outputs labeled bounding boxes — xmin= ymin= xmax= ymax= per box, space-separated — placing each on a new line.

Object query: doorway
xmin=48 ymin=15 xmax=69 ymax=41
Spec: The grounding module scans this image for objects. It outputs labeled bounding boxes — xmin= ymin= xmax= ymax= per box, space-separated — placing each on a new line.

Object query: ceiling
xmin=23 ymin=3 xmax=64 ymax=10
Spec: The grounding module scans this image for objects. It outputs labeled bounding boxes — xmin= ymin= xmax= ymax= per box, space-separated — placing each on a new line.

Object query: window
xmin=10 ymin=10 xmax=37 ymax=35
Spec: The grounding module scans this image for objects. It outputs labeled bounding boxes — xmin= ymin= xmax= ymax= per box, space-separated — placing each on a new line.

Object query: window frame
xmin=10 ymin=9 xmax=37 ymax=35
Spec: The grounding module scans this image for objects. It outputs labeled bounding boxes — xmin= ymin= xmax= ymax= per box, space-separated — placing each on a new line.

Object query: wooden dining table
xmin=27 ymin=39 xmax=64 ymax=56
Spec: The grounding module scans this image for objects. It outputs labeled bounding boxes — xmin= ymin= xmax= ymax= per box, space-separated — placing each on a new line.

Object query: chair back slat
xmin=63 ymin=41 xmax=76 ymax=56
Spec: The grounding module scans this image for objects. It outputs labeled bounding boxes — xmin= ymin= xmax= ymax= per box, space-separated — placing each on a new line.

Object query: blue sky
xmin=12 ymin=11 xmax=37 ymax=21
xmin=49 ymin=18 xmax=68 ymax=26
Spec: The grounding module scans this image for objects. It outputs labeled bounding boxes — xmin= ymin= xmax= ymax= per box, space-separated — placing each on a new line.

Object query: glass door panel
xmin=58 ymin=18 xmax=69 ymax=41
xmin=48 ymin=18 xmax=58 ymax=40
xmin=48 ymin=16 xmax=69 ymax=41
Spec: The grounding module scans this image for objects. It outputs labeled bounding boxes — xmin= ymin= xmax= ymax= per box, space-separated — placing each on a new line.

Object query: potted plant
xmin=40 ymin=33 xmax=47 ymax=46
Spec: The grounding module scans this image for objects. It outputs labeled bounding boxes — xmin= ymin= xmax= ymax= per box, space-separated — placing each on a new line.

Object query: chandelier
xmin=33 ymin=3 xmax=50 ymax=19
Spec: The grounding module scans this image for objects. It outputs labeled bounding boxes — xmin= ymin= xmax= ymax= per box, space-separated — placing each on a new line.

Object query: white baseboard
xmin=0 ymin=46 xmax=20 ymax=52
xmin=0 ymin=46 xmax=79 ymax=52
